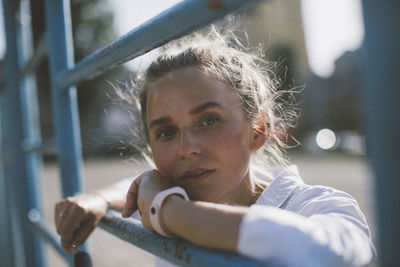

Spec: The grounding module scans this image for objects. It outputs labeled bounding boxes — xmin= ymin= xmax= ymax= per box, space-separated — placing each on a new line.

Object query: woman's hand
xmin=55 ymin=193 xmax=109 ymax=253
xmin=122 ymin=169 xmax=173 ymax=231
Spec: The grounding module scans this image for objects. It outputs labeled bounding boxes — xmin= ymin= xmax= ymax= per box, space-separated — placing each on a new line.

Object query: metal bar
xmin=18 ymin=0 xmax=47 ymax=265
xmin=1 ymin=2 xmax=24 ymax=265
xmin=361 ymin=0 xmax=400 ymax=266
xmin=0 ymin=97 xmax=15 ymax=267
xmin=22 ymin=138 xmax=58 ymax=155
xmin=44 ymin=0 xmax=85 ymax=199
xmin=27 ymin=209 xmax=74 ymax=266
xmin=1 ymin=0 xmax=45 ymax=266
xmin=20 ymin=32 xmax=48 ymax=78
xmin=58 ymin=0 xmax=261 ymax=90
xmin=73 ymin=252 xmax=92 ymax=267
xmin=99 ymin=210 xmax=268 ymax=267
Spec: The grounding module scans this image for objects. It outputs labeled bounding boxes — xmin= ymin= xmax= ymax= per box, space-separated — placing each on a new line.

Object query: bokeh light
xmin=316 ymin=128 xmax=336 ymax=150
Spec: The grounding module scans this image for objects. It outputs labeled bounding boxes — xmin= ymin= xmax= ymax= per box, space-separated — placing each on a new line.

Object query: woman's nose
xmin=178 ymin=129 xmax=202 ymax=160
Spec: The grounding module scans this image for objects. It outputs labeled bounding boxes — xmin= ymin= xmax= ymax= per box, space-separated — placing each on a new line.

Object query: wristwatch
xmin=149 ymin=186 xmax=189 ymax=237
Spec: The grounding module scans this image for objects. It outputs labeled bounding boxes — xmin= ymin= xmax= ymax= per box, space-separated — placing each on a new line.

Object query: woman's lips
xmin=181 ymin=169 xmax=215 ymax=184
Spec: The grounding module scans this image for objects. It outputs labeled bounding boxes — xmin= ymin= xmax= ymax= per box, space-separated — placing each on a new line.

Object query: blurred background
xmin=0 ymin=0 xmax=376 ymax=266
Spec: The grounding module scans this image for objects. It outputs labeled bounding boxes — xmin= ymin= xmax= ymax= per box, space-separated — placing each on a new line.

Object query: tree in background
xmin=70 ymin=0 xmax=126 ymax=154
xmin=31 ymin=0 xmax=125 ymax=155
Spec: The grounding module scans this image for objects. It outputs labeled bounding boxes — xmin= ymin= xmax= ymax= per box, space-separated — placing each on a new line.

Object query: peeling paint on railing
xmin=99 ymin=210 xmax=267 ymax=267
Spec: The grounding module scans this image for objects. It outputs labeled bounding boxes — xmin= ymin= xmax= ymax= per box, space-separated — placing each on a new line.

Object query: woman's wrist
xmin=91 ymin=192 xmax=112 ymax=209
xmin=161 ymin=195 xmax=190 ymax=237
xmin=91 ymin=185 xmax=128 ymax=212
xmin=149 ymin=186 xmax=189 ymax=237
xmin=161 ymin=198 xmax=247 ymax=251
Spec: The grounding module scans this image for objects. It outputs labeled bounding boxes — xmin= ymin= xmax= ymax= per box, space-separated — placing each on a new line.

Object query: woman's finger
xmin=61 ymin=238 xmax=77 ymax=254
xmin=58 ymin=204 xmax=86 ymax=240
xmin=56 ymin=201 xmax=74 ymax=235
xmin=141 ymin=215 xmax=152 ymax=231
xmin=122 ymin=176 xmax=142 ymax=217
xmin=55 ymin=201 xmax=71 ymax=230
xmin=71 ymin=216 xmax=97 ymax=248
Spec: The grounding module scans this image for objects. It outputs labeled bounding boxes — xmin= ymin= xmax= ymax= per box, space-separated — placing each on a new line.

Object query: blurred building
xmin=239 ymin=0 xmax=365 ymax=141
xmin=242 ymin=0 xmax=309 ymax=81
xmin=300 ymin=49 xmax=364 ymax=135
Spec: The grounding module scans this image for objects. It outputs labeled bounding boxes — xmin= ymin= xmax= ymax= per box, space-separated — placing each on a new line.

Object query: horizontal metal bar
xmin=22 ymin=138 xmax=57 ymax=155
xmin=57 ymin=0 xmax=261 ymax=90
xmin=27 ymin=209 xmax=73 ymax=266
xmin=99 ymin=210 xmax=268 ymax=267
xmin=20 ymin=33 xmax=48 ymax=78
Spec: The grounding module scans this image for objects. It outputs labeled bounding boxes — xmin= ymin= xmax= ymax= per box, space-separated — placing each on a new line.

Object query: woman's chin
xmin=185 ymin=189 xmax=220 ymax=203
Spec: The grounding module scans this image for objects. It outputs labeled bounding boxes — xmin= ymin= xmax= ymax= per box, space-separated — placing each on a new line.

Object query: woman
xmin=55 ymin=27 xmax=376 ymax=266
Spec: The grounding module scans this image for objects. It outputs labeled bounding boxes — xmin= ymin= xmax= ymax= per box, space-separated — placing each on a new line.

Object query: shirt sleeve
xmin=237 ymin=189 xmax=376 ymax=267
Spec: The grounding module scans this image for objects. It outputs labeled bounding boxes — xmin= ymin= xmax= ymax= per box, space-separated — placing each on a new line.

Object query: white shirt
xmin=237 ymin=165 xmax=376 ymax=267
xmin=128 ymin=165 xmax=376 ymax=266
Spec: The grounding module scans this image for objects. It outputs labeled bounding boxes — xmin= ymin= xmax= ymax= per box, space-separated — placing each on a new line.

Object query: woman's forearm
xmin=161 ymin=195 xmax=248 ymax=252
xmin=93 ymin=185 xmax=127 ymax=212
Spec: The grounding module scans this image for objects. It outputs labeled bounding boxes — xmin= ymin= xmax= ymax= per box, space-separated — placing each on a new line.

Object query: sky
xmin=301 ymin=0 xmax=364 ymax=77
xmin=0 ymin=0 xmax=365 ymax=78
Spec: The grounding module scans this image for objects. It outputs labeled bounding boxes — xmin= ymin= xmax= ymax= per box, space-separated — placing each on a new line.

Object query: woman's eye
xmin=202 ymin=116 xmax=219 ymax=127
xmin=157 ymin=127 xmax=177 ymax=139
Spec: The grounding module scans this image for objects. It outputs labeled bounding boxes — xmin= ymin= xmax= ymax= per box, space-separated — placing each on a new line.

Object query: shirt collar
xmin=254 ymin=165 xmax=303 ymax=208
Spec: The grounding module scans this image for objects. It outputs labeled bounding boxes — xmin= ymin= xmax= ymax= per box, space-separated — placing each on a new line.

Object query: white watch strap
xmin=149 ymin=186 xmax=189 ymax=237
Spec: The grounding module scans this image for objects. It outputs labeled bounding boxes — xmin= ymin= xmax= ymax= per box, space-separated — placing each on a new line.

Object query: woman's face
xmin=146 ymin=67 xmax=262 ymax=203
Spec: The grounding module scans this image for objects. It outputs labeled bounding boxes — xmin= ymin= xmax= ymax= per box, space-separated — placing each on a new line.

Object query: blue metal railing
xmin=27 ymin=208 xmax=74 ymax=266
xmin=100 ymin=210 xmax=265 ymax=267
xmin=361 ymin=1 xmax=400 ymax=266
xmin=1 ymin=0 xmax=269 ymax=266
xmin=20 ymin=33 xmax=48 ymax=81
xmin=2 ymin=0 xmax=399 ymax=266
xmin=0 ymin=97 xmax=16 ymax=266
xmin=58 ymin=0 xmax=262 ymax=90
xmin=1 ymin=0 xmax=45 ymax=266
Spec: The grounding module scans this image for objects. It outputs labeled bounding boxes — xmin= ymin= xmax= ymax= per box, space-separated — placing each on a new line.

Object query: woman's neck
xmin=216 ymin=171 xmax=268 ymax=206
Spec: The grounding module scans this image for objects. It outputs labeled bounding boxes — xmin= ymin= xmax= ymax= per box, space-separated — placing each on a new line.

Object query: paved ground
xmin=42 ymin=151 xmax=377 ymax=266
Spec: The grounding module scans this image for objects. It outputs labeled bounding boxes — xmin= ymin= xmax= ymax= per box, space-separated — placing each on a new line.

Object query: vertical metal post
xmin=44 ymin=0 xmax=85 ymax=197
xmin=44 ymin=0 xmax=87 ymax=255
xmin=361 ymin=0 xmax=400 ymax=266
xmin=1 ymin=0 xmax=45 ymax=266
xmin=18 ymin=0 xmax=47 ymax=264
xmin=0 ymin=97 xmax=15 ymax=267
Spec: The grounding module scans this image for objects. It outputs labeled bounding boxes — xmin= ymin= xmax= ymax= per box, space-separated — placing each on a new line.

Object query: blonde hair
xmin=117 ymin=26 xmax=298 ymax=166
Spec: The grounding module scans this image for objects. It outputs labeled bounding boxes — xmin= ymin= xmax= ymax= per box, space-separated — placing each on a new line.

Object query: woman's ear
xmin=250 ymin=112 xmax=268 ymax=151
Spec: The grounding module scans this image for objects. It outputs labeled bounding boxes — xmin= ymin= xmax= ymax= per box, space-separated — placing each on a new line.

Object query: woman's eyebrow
xmin=189 ymin=101 xmax=222 ymax=115
xmin=149 ymin=102 xmax=222 ymax=129
xmin=149 ymin=117 xmax=173 ymax=129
